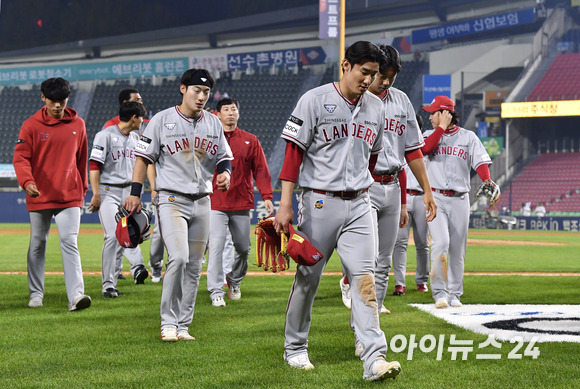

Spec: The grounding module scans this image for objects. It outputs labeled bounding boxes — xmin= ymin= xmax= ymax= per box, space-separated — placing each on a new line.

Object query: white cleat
xmin=286 ymin=352 xmax=315 ymax=370
xmin=339 ymin=276 xmax=352 ymax=309
xmin=449 ymin=298 xmax=462 ymax=307
xmin=380 ymin=305 xmax=391 ymax=314
xmin=364 ymin=357 xmax=401 ymax=381
xmin=161 ymin=328 xmax=178 ymax=342
xmin=435 ymin=298 xmax=449 ymax=309
xmin=211 ymin=296 xmax=226 ymax=307
xmin=69 ymin=294 xmax=91 ymax=311
xmin=177 ymin=330 xmax=196 ymax=341
xmin=28 ymin=296 xmax=43 ymax=308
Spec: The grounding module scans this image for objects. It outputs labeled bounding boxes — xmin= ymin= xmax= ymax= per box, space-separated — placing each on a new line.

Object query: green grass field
xmin=1 ymin=224 xmax=579 ymax=388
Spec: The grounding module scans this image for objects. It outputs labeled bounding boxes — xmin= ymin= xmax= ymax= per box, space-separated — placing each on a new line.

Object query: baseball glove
xmin=255 ymin=216 xmax=289 ymax=273
xmin=475 ymin=179 xmax=501 ymax=208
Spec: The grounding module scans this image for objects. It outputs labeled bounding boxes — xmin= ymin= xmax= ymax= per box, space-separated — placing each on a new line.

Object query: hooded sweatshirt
xmin=13 ymin=106 xmax=88 ymax=211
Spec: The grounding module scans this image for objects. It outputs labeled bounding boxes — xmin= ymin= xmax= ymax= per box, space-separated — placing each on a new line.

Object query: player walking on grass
xmin=123 ymin=69 xmax=233 ymax=342
xmin=13 ymin=77 xmax=91 ymax=311
xmin=391 ymin=114 xmax=431 ymax=295
xmin=274 ymin=41 xmax=401 ymax=381
xmin=88 ymin=101 xmax=149 ymax=298
xmin=421 ymin=96 xmax=496 ymax=308
xmin=206 ymin=97 xmax=274 ymax=307
xmin=338 ymin=45 xmax=436 ymax=315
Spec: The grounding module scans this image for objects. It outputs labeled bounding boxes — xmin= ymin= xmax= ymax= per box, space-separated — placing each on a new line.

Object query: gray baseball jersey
xmin=135 ymin=107 xmax=233 ymax=194
xmin=374 ymin=87 xmax=424 ymax=173
xmin=371 ymin=87 xmax=425 ymax=311
xmin=281 ymin=83 xmax=384 ymax=191
xmin=281 ymin=82 xmax=388 ymax=377
xmin=423 ymin=126 xmax=491 ymax=193
xmin=90 ymin=125 xmax=139 ymax=185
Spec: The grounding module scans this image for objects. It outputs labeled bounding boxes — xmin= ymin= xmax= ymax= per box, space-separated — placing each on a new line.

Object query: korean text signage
xmin=412 ymin=8 xmax=536 ymax=44
xmin=501 ymin=100 xmax=580 ymax=118
xmin=319 ymin=0 xmax=340 ymax=39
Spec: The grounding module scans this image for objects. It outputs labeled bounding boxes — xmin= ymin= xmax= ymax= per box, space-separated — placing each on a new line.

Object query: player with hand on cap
xmin=421 ymin=96 xmax=497 ymax=309
xmin=123 ymin=68 xmax=233 ymax=342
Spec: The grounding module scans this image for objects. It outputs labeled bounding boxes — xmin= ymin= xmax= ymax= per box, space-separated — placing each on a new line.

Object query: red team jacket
xmin=210 ymin=127 xmax=272 ymax=211
xmin=13 ymin=107 xmax=89 ymax=211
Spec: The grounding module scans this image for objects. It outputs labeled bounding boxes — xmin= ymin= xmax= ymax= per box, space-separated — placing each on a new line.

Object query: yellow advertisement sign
xmin=501 ymin=100 xmax=580 ymax=118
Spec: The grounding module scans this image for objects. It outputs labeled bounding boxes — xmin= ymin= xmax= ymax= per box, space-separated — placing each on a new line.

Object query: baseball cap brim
xmin=286 ymin=224 xmax=324 ymax=266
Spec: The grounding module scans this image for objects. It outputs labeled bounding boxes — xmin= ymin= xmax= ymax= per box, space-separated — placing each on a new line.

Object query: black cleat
xmin=117 ymin=273 xmax=127 ymax=281
xmin=134 ymin=266 xmax=149 ymax=284
xmin=102 ymin=288 xmax=118 ymax=298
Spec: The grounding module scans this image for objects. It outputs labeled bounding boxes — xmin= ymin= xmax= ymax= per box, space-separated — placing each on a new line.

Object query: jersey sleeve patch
xmin=136 ymin=135 xmax=152 ymax=153
xmin=90 ymin=145 xmax=104 ymax=160
xmin=16 ymin=139 xmax=25 ymax=144
xmin=282 ymin=115 xmax=303 ymax=136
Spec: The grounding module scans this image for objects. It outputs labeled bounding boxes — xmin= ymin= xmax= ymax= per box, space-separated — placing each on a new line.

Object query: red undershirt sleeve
xmin=279 ymin=141 xmax=304 ymax=183
xmin=368 ymin=154 xmax=378 ymax=174
xmin=476 ymin=164 xmax=491 ymax=181
xmin=89 ymin=160 xmax=102 ymax=171
xmin=399 ymin=168 xmax=407 ymax=205
xmin=421 ymin=126 xmax=445 ymax=155
xmin=404 ymin=149 xmax=423 ymax=163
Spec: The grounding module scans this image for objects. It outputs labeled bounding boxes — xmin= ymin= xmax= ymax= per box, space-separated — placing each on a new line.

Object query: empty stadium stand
xmin=526 ymin=53 xmax=580 ymax=101
xmin=497 ymin=152 xmax=580 ymax=215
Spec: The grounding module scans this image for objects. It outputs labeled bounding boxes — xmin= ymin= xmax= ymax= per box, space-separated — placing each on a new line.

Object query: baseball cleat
xmin=286 ymin=352 xmax=315 ymax=370
xmin=151 ymin=267 xmax=162 ymax=283
xmin=134 ymin=265 xmax=149 ymax=284
xmin=69 ymin=294 xmax=91 ymax=311
xmin=28 ymin=296 xmax=43 ymax=308
xmin=435 ymin=298 xmax=449 ymax=309
xmin=417 ymin=283 xmax=429 ymax=292
xmin=364 ymin=357 xmax=401 ymax=381
xmin=392 ymin=285 xmax=406 ymax=296
xmin=211 ymin=296 xmax=226 ymax=307
xmin=114 ymin=288 xmax=125 ymax=296
xmin=449 ymin=298 xmax=462 ymax=307
xmin=117 ymin=273 xmax=127 ymax=281
xmin=177 ymin=330 xmax=196 ymax=341
xmin=355 ymin=339 xmax=364 ymax=358
xmin=161 ymin=328 xmax=178 ymax=342
xmin=380 ymin=305 xmax=391 ymax=314
xmin=339 ymin=276 xmax=352 ymax=309
xmin=102 ymin=288 xmax=118 ymax=298
xmin=228 ymin=285 xmax=241 ymax=300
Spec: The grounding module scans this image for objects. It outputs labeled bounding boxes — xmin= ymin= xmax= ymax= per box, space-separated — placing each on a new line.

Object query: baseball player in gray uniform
xmin=361 ymin=45 xmax=435 ymax=315
xmin=123 ymin=69 xmax=233 ymax=342
xmin=391 ymin=114 xmax=431 ymax=295
xmin=88 ymin=101 xmax=150 ymax=298
xmin=274 ymin=41 xmax=401 ymax=381
xmin=421 ymin=96 xmax=493 ymax=308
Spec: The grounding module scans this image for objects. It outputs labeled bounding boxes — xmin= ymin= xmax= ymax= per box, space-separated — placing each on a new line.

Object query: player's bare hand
xmin=274 ymin=204 xmax=294 ymax=235
xmin=424 ymin=191 xmax=437 ymax=222
xmin=216 ymin=172 xmax=230 ymax=192
xmin=399 ymin=205 xmax=409 ymax=228
xmin=264 ymin=199 xmax=275 ymax=216
xmin=439 ymin=110 xmax=453 ymax=129
xmin=88 ymin=195 xmax=101 ymax=213
xmin=123 ymin=195 xmax=142 ymax=213
xmin=25 ymin=183 xmax=40 ymax=198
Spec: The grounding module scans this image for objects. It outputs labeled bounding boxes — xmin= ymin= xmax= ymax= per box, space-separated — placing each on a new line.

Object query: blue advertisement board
xmin=423 ymin=74 xmax=451 ymax=105
xmin=470 ymin=213 xmax=580 ymax=232
xmin=412 ymin=8 xmax=536 ymax=44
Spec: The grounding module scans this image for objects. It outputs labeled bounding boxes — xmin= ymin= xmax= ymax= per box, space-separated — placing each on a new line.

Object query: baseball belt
xmin=311 ymin=188 xmax=369 ymax=200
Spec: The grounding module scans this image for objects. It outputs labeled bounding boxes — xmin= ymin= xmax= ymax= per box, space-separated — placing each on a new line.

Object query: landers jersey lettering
xmin=89 ymin=125 xmax=140 ymax=185
xmin=321 ymin=122 xmax=377 ymax=146
xmin=281 ymin=82 xmax=384 ymax=191
xmin=374 ymin=87 xmax=424 ymax=173
xmin=136 ymin=106 xmax=233 ymax=194
xmin=424 ymin=126 xmax=491 ymax=193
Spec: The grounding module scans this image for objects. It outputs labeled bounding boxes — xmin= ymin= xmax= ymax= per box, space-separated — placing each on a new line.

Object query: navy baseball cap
xmin=423 ymin=96 xmax=455 ymax=112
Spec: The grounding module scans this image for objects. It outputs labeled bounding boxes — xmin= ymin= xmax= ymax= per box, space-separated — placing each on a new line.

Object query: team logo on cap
xmin=168 ymin=195 xmax=176 ymax=202
xmin=165 ymin=123 xmax=176 ymax=130
xmin=201 ymin=78 xmax=207 ymax=82
xmin=324 ymin=104 xmax=337 ymax=113
xmin=314 ymin=200 xmax=324 ymax=209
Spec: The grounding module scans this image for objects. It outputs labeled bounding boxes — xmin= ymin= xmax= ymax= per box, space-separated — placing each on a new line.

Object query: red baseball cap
xmin=423 ymin=96 xmax=455 ymax=113
xmin=286 ymin=224 xmax=324 ymax=266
